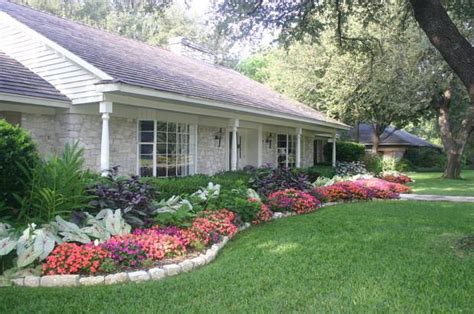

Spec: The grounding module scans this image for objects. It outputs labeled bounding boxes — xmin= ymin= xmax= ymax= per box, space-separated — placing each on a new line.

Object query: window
xmin=139 ymin=120 xmax=196 ymax=177
xmin=277 ymin=134 xmax=296 ymax=168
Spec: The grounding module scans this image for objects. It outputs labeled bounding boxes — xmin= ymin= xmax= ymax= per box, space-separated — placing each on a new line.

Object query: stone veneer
xmin=197 ymin=126 xmax=227 ymax=174
xmin=21 ymin=112 xmax=138 ymax=175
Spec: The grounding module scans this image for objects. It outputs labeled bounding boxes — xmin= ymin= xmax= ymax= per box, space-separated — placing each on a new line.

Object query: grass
xmin=408 ymin=170 xmax=474 ymax=196
xmin=1 ymin=201 xmax=473 ymax=313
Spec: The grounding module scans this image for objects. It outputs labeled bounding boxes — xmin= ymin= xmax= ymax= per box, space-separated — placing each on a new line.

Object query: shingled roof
xmin=0 ymin=1 xmax=346 ymax=128
xmin=0 ymin=51 xmax=68 ymax=101
xmin=350 ymin=124 xmax=439 ymax=148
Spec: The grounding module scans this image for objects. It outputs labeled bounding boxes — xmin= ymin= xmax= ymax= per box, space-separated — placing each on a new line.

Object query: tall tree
xmin=216 ymin=0 xmax=473 ymax=178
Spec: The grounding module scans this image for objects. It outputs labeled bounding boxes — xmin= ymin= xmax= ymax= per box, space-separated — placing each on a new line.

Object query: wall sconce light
xmin=265 ymin=133 xmax=273 ymax=148
xmin=214 ymin=128 xmax=224 ymax=147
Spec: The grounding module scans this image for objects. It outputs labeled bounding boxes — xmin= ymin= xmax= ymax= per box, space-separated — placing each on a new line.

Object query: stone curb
xmin=9 ymin=235 xmax=231 ymax=288
xmin=8 ymin=207 xmax=339 ymax=288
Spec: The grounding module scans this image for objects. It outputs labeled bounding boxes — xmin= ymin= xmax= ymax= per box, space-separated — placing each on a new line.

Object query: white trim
xmin=97 ymin=83 xmax=350 ymax=130
xmin=0 ymin=92 xmax=70 ymax=108
xmin=1 ymin=12 xmax=113 ymax=80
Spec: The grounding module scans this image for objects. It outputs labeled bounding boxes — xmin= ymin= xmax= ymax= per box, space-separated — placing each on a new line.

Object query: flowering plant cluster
xmin=250 ymin=200 xmax=273 ymax=224
xmin=42 ymin=243 xmax=110 ymax=275
xmin=313 ymin=178 xmax=411 ymax=202
xmin=267 ymin=189 xmax=320 ymax=214
xmin=42 ymin=209 xmax=238 ymax=275
xmin=381 ymin=174 xmax=413 ymax=184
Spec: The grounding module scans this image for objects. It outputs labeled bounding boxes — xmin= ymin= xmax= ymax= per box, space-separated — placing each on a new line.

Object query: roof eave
xmin=95 ymin=81 xmax=350 ymax=130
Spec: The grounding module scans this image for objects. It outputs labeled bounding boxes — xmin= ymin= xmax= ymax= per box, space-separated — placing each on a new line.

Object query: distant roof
xmin=0 ymin=51 xmax=69 ymax=101
xmin=0 ymin=1 xmax=347 ymax=128
xmin=349 ymin=124 xmax=439 ymax=148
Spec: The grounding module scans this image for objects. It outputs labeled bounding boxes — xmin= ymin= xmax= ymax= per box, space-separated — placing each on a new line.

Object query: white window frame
xmin=277 ymin=133 xmax=296 ymax=168
xmin=137 ymin=120 xmax=196 ymax=177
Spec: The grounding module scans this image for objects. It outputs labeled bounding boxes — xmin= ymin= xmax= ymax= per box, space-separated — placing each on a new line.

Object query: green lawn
xmin=408 ymin=170 xmax=474 ymax=196
xmin=1 ymin=201 xmax=473 ymax=313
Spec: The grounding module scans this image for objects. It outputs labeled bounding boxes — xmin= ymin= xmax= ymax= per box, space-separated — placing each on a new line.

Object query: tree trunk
xmin=409 ymin=0 xmax=474 ymax=105
xmin=432 ymin=87 xmax=471 ymax=179
xmin=372 ymin=128 xmax=380 ymax=154
xmin=354 ymin=121 xmax=360 ymax=142
xmin=444 ymin=148 xmax=463 ymax=179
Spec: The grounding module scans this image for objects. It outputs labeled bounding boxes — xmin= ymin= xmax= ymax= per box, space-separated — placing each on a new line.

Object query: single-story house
xmin=349 ymin=123 xmax=440 ymax=159
xmin=0 ymin=1 xmax=348 ymax=177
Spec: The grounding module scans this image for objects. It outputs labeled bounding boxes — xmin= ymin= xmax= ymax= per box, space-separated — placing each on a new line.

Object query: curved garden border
xmin=6 ymin=202 xmax=355 ymax=288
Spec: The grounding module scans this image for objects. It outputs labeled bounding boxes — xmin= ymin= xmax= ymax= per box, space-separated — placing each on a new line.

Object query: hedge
xmin=324 ymin=141 xmax=366 ymax=162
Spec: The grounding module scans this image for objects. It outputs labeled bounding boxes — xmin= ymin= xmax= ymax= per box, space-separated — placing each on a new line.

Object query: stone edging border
xmin=9 ymin=204 xmax=346 ymax=288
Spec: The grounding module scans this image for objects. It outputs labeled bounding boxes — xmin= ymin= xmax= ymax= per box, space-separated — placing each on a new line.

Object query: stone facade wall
xmin=21 ymin=113 xmax=58 ymax=157
xmin=302 ymin=136 xmax=314 ymax=168
xmin=197 ymin=126 xmax=227 ymax=175
xmin=21 ymin=112 xmax=137 ymax=175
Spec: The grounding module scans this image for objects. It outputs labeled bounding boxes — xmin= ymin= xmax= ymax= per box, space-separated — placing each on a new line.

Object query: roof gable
xmin=0 ymin=1 xmax=346 ymax=128
xmin=0 ymin=51 xmax=68 ymax=101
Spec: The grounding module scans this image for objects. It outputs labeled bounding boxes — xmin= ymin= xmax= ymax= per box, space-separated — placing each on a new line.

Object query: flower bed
xmin=312 ymin=178 xmax=411 ymax=202
xmin=3 ymin=174 xmax=413 ymax=287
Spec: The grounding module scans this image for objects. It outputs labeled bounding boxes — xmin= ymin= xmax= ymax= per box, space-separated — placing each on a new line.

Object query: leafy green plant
xmin=0 ymin=119 xmax=39 ymax=219
xmin=362 ymin=153 xmax=383 ymax=174
xmin=324 ymin=141 xmax=366 ymax=162
xmin=15 ymin=142 xmax=93 ymax=225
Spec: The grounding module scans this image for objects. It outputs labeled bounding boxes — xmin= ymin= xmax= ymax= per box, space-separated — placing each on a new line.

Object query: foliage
xmin=0 ymin=208 xmax=130 ymax=269
xmin=88 ymin=167 xmax=158 ymax=228
xmin=210 ymin=182 xmax=261 ymax=223
xmin=296 ymin=165 xmax=335 ymax=182
xmin=190 ymin=209 xmax=238 ymax=245
xmin=154 ymin=196 xmax=195 ymax=228
xmin=42 ymin=243 xmax=109 ymax=275
xmin=249 ymin=166 xmax=311 ymax=196
xmin=404 ymin=147 xmax=446 ymax=170
xmin=0 ymin=119 xmax=39 ymax=216
xmin=335 ymin=161 xmax=367 ymax=176
xmin=380 ymin=157 xmax=412 ymax=172
xmin=324 ymin=141 xmax=365 ymax=162
xmin=313 ymin=178 xmax=411 ymax=202
xmin=362 ymin=153 xmax=383 ymax=174
xmin=144 ymin=171 xmax=252 ymax=201
xmin=14 ymin=142 xmax=92 ymax=225
xmin=267 ymin=189 xmax=320 ymax=214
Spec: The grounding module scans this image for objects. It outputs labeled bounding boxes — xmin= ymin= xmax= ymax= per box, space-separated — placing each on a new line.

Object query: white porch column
xmin=100 ymin=101 xmax=113 ymax=176
xmin=257 ymin=125 xmax=263 ymax=167
xmin=296 ymin=127 xmax=302 ymax=168
xmin=332 ymin=133 xmax=337 ymax=167
xmin=230 ymin=118 xmax=239 ymax=171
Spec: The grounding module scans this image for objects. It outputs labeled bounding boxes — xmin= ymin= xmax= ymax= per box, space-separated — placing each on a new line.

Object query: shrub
xmin=297 ymin=165 xmax=336 ymax=182
xmin=0 ymin=119 xmax=39 ymax=218
xmin=16 ymin=142 xmax=92 ymax=225
xmin=335 ymin=161 xmax=367 ymax=176
xmin=210 ymin=182 xmax=261 ymax=223
xmin=324 ymin=141 xmax=365 ymax=162
xmin=42 ymin=243 xmax=109 ymax=275
xmin=362 ymin=153 xmax=383 ymax=174
xmin=381 ymin=157 xmax=412 ymax=172
xmin=144 ymin=171 xmax=252 ymax=201
xmin=250 ymin=166 xmax=311 ymax=196
xmin=267 ymin=189 xmax=320 ymax=214
xmin=88 ymin=167 xmax=158 ymax=228
xmin=404 ymin=147 xmax=446 ymax=170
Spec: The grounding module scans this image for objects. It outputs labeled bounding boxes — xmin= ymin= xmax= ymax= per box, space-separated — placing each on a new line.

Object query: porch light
xmin=214 ymin=128 xmax=224 ymax=147
xmin=265 ymin=133 xmax=273 ymax=148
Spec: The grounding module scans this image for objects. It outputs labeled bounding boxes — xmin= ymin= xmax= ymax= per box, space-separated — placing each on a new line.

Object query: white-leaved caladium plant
xmin=0 ymin=209 xmax=131 ymax=269
xmin=155 ymin=195 xmax=193 ymax=213
xmin=191 ymin=182 xmax=221 ymax=202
